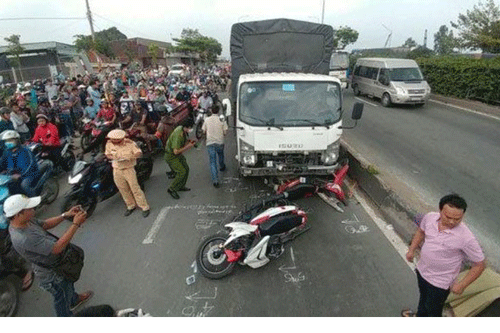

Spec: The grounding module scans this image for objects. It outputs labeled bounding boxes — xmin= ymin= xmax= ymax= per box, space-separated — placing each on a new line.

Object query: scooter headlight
xmin=68 ymin=173 xmax=83 ymax=185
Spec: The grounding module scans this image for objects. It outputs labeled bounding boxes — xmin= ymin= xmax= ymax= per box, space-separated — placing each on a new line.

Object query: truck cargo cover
xmin=230 ymin=18 xmax=334 ymax=100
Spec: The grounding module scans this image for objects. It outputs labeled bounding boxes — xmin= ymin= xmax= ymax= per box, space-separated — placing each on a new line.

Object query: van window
xmin=358 ymin=66 xmax=379 ymax=80
xmin=388 ymin=68 xmax=423 ymax=82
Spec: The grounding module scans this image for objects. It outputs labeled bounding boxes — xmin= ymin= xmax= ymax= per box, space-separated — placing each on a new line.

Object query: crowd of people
xmin=0 ymin=63 xmax=233 ymax=317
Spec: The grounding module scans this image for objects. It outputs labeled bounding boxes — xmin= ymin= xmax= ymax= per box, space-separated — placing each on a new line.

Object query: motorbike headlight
xmin=321 ymin=141 xmax=340 ymax=166
xmin=240 ymin=140 xmax=257 ymax=166
xmin=68 ymin=173 xmax=83 ymax=184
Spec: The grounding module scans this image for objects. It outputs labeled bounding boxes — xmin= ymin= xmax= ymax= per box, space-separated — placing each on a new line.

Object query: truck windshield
xmin=389 ymin=67 xmax=423 ymax=82
xmin=329 ymin=52 xmax=349 ymax=70
xmin=239 ymin=82 xmax=342 ymax=127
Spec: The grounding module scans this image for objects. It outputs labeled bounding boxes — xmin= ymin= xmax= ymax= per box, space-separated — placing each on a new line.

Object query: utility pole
xmin=321 ymin=0 xmax=325 ymax=24
xmin=86 ymin=0 xmax=95 ymax=41
xmin=424 ymin=29 xmax=428 ymax=48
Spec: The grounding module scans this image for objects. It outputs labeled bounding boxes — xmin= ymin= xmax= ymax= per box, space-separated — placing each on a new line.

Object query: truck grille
xmin=257 ymin=152 xmax=322 ymax=167
xmin=408 ymin=89 xmax=425 ymax=95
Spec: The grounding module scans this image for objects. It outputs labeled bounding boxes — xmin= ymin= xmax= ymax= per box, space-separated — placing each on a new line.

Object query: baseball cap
xmin=4 ymin=194 xmax=41 ymax=218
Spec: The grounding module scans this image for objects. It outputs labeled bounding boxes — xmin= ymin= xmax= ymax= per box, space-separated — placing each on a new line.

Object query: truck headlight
xmin=240 ymin=140 xmax=257 ymax=166
xmin=321 ymin=141 xmax=340 ymax=166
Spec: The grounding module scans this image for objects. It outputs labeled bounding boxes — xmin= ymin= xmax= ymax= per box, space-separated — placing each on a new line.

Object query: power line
xmin=0 ymin=17 xmax=86 ymax=21
xmin=92 ymin=12 xmax=159 ymax=40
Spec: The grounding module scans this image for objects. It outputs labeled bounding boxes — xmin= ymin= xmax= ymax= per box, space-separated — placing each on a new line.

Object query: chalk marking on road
xmin=142 ymin=207 xmax=170 ymax=244
xmin=278 ymin=246 xmax=306 ymax=283
xmin=185 ymin=287 xmax=218 ymax=302
xmin=143 ymin=204 xmax=237 ymax=244
xmin=429 ymin=99 xmax=500 ymax=122
xmin=355 ymin=97 xmax=379 ymax=108
xmin=352 ymin=190 xmax=415 ymax=269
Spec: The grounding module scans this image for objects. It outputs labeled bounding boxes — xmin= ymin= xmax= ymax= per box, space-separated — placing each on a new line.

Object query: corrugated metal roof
xmin=0 ymin=41 xmax=78 ymax=56
xmin=239 ymin=72 xmax=339 ymax=83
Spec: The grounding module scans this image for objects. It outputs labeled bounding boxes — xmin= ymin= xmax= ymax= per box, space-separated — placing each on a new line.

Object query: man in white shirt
xmin=198 ymin=91 xmax=213 ymax=110
xmin=45 ymin=79 xmax=58 ymax=106
xmin=201 ymin=105 xmax=228 ymax=188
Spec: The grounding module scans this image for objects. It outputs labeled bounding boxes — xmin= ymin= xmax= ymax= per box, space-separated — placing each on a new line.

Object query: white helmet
xmin=1 ymin=130 xmax=20 ymax=141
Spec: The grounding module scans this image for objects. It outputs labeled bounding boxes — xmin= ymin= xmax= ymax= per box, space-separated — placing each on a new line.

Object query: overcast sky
xmin=0 ymin=0 xmax=488 ymax=58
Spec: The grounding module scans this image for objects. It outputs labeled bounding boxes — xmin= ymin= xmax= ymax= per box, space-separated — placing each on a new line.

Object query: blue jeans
xmin=39 ymin=274 xmax=78 ymax=317
xmin=20 ymin=160 xmax=52 ymax=197
xmin=207 ymin=144 xmax=226 ymax=184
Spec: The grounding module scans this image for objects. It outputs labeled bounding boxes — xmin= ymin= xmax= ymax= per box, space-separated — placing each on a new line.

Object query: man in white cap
xmin=105 ymin=129 xmax=150 ymax=217
xmin=5 ymin=194 xmax=92 ymax=316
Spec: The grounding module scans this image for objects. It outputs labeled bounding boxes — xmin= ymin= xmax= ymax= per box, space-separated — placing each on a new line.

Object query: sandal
xmin=401 ymin=309 xmax=417 ymax=317
xmin=22 ymin=270 xmax=34 ymax=292
xmin=70 ymin=290 xmax=94 ymax=311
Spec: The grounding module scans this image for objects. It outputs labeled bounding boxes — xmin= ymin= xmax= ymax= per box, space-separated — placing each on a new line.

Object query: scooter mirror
xmin=222 ymin=98 xmax=232 ymax=117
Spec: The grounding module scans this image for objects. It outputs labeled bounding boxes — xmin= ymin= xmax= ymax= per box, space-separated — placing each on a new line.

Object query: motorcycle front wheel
xmin=0 ymin=275 xmax=21 ymax=317
xmin=80 ymin=133 xmax=91 ymax=152
xmin=62 ymin=151 xmax=76 ymax=172
xmin=61 ymin=192 xmax=98 ymax=218
xmin=195 ymin=121 xmax=204 ymax=140
xmin=196 ymin=234 xmax=235 ymax=279
xmin=40 ymin=177 xmax=59 ymax=204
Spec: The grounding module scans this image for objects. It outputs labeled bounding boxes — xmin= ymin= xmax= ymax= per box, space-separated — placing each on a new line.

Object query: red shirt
xmin=96 ymin=107 xmax=116 ymax=122
xmin=32 ymin=123 xmax=61 ymax=146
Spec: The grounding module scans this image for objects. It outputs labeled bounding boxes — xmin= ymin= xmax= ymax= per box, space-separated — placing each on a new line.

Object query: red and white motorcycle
xmin=196 ymin=184 xmax=315 ymax=279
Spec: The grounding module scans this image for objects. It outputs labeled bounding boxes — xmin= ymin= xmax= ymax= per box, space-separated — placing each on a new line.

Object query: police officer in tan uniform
xmin=105 ymin=129 xmax=150 ymax=217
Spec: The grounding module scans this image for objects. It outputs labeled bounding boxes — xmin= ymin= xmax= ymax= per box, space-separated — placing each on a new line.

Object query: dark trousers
xmin=416 ymin=270 xmax=450 ymax=317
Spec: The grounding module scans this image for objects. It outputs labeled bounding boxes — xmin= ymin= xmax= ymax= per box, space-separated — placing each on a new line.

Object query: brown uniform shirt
xmin=105 ymin=138 xmax=142 ymax=169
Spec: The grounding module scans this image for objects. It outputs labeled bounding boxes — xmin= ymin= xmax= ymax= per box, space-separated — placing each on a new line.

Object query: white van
xmin=351 ymin=58 xmax=431 ymax=107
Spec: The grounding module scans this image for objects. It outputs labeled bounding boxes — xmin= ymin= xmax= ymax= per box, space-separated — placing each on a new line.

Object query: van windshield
xmin=389 ymin=67 xmax=423 ymax=82
xmin=239 ymin=81 xmax=342 ymax=127
xmin=330 ymin=52 xmax=349 ymax=70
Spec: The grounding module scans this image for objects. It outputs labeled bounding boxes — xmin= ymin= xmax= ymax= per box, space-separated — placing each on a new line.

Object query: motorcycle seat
xmin=258 ymin=215 xmax=303 ymax=237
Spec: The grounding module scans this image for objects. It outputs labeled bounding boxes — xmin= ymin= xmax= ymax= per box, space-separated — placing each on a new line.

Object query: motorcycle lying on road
xmin=60 ymin=153 xmax=153 ymax=218
xmin=196 ymin=183 xmax=316 ymax=279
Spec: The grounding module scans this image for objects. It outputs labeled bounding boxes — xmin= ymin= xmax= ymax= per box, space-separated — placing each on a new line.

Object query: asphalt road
xmin=342 ymin=89 xmax=500 ymax=270
xmin=16 ymin=116 xmax=418 ymax=317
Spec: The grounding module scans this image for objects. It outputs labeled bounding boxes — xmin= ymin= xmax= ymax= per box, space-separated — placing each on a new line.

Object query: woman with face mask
xmin=0 ymin=130 xmax=41 ymax=197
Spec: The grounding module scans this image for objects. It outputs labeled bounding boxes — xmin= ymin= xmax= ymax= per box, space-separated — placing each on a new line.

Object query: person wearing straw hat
xmin=105 ymin=129 xmax=150 ymax=217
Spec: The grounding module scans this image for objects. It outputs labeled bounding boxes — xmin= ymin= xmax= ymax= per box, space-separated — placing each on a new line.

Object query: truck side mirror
xmin=222 ymin=98 xmax=232 ymax=117
xmin=352 ymin=102 xmax=364 ymax=120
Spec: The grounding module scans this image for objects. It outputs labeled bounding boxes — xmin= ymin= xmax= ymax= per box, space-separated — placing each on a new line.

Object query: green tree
xmin=4 ymin=34 xmax=25 ymax=82
xmin=434 ymin=25 xmax=459 ymax=54
xmin=148 ymin=43 xmax=160 ymax=68
xmin=402 ymin=37 xmax=417 ymax=48
xmin=73 ymin=27 xmax=127 ymax=58
xmin=407 ymin=46 xmax=435 ymax=59
xmin=173 ymin=28 xmax=222 ymax=64
xmin=333 ymin=26 xmax=359 ymax=49
xmin=451 ymin=0 xmax=500 ymax=53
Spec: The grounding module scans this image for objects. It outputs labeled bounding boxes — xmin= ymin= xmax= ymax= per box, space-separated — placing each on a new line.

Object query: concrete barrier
xmin=340 ymin=143 xmax=418 ymax=243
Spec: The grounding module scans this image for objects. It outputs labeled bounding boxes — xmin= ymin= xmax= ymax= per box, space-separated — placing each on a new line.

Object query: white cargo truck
xmin=223 ymin=19 xmax=363 ymax=177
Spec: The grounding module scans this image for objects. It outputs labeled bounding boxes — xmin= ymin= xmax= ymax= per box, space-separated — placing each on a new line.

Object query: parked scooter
xmin=80 ymin=119 xmax=111 ymax=153
xmin=196 ymin=184 xmax=316 ymax=279
xmin=26 ymin=139 xmax=75 ymax=173
xmin=61 ymin=153 xmax=153 ymax=218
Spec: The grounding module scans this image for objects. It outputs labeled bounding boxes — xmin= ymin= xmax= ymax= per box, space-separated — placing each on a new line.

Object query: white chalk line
xmin=352 ymin=190 xmax=415 ymax=270
xmin=142 ymin=207 xmax=170 ymax=244
xmin=429 ymin=99 xmax=500 ymax=122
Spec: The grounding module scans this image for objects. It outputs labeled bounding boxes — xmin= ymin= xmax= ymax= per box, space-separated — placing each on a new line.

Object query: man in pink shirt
xmin=403 ymin=194 xmax=485 ymax=317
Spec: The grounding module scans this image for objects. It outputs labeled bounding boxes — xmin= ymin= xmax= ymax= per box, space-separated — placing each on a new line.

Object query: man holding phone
xmin=6 ymin=195 xmax=93 ymax=317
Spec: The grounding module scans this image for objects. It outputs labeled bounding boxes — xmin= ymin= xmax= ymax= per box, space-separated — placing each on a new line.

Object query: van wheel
xmin=381 ymin=93 xmax=392 ymax=107
xmin=353 ymin=84 xmax=360 ymax=96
